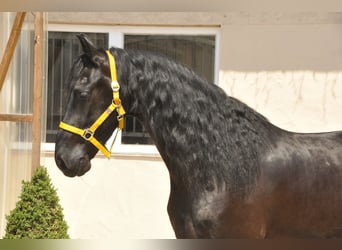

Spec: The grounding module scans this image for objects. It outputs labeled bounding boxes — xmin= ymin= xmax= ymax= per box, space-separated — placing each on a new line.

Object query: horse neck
xmin=114 ymin=49 xmax=272 ymax=191
xmin=115 ymin=49 xmax=227 ymax=187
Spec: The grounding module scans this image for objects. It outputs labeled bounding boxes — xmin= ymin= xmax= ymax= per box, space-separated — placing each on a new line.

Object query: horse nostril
xmin=56 ymin=155 xmax=66 ymax=170
xmin=77 ymin=156 xmax=91 ymax=176
xmin=55 ymin=155 xmax=76 ymax=177
xmin=79 ymin=157 xmax=87 ymax=168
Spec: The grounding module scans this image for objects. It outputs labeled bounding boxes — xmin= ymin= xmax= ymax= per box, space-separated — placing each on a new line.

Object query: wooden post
xmin=31 ymin=12 xmax=44 ymax=175
xmin=0 ymin=12 xmax=26 ymax=91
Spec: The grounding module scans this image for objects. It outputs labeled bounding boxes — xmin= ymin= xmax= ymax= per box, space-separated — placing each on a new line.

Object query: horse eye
xmin=79 ymin=91 xmax=89 ymax=100
xmin=80 ymin=77 xmax=88 ymax=84
xmin=74 ymin=89 xmax=89 ymax=100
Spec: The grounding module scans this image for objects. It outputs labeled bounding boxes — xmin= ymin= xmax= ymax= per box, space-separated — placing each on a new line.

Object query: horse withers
xmin=55 ymin=34 xmax=342 ymax=238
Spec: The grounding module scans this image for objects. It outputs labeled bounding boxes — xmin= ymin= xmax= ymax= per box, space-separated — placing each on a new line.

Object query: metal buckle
xmin=117 ymin=114 xmax=124 ymax=122
xmin=82 ymin=129 xmax=94 ymax=140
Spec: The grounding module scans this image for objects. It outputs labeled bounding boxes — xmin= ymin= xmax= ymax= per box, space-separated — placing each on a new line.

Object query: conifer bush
xmin=4 ymin=166 xmax=69 ymax=239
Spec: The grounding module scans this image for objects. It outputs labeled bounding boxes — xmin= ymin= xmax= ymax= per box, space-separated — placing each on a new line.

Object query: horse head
xmin=55 ymin=34 xmax=120 ymax=177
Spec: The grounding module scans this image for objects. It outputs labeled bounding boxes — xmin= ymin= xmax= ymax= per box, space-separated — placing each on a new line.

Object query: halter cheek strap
xmin=59 ymin=50 xmax=126 ymax=158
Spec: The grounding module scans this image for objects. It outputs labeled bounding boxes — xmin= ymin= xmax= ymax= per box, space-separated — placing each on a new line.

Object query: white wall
xmin=219 ymin=21 xmax=342 ymax=133
xmin=45 ymin=156 xmax=175 ymax=239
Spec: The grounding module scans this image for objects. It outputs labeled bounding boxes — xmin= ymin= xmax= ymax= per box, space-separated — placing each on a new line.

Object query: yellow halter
xmin=59 ymin=50 xmax=126 ymax=158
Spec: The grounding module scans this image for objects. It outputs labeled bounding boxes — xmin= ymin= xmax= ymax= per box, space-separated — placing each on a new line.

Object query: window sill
xmin=42 ymin=142 xmax=161 ymax=159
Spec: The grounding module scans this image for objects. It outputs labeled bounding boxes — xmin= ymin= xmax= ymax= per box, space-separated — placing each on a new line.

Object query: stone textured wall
xmin=218 ymin=15 xmax=342 ymax=132
xmin=219 ymin=70 xmax=342 ymax=132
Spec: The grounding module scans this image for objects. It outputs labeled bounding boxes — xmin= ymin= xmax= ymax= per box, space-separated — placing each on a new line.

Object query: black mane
xmin=111 ymin=47 xmax=275 ymax=195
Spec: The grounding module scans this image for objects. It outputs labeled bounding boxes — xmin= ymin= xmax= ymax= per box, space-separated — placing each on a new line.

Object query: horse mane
xmin=110 ymin=47 xmax=277 ymax=195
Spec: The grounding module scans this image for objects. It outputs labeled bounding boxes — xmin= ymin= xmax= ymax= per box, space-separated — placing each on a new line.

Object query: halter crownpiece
xmin=59 ymin=50 xmax=126 ymax=158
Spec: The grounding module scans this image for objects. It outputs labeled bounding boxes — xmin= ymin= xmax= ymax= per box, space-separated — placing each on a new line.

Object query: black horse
xmin=55 ymin=34 xmax=342 ymax=238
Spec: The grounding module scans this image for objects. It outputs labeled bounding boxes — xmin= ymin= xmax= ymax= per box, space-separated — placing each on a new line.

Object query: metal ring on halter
xmin=82 ymin=129 xmax=94 ymax=140
xmin=112 ymin=81 xmax=120 ymax=92
xmin=113 ymin=100 xmax=122 ymax=107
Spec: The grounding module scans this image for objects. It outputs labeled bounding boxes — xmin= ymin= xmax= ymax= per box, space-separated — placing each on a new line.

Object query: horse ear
xmin=77 ymin=33 xmax=98 ymax=59
xmin=77 ymin=33 xmax=106 ymax=66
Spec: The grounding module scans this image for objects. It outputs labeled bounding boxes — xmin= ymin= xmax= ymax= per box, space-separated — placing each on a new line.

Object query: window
xmin=122 ymin=35 xmax=216 ymax=144
xmin=46 ymin=32 xmax=108 ymax=142
xmin=46 ymin=25 xmax=218 ymax=155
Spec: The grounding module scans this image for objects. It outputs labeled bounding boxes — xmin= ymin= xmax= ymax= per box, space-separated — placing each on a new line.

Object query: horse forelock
xmin=63 ymin=56 xmax=83 ymax=98
xmin=63 ymin=54 xmax=98 ymax=104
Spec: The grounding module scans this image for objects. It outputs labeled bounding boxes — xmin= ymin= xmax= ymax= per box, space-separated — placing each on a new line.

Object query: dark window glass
xmin=46 ymin=32 xmax=215 ymax=146
xmin=122 ymin=35 xmax=216 ymax=144
xmin=46 ymin=32 xmax=108 ymax=142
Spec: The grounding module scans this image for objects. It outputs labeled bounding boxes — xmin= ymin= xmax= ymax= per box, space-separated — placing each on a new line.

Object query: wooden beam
xmin=0 ymin=113 xmax=33 ymax=122
xmin=31 ymin=12 xmax=44 ymax=175
xmin=0 ymin=12 xmax=26 ymax=92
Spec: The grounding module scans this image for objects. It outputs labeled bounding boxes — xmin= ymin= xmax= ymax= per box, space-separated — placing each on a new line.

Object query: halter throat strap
xmin=59 ymin=50 xmax=126 ymax=158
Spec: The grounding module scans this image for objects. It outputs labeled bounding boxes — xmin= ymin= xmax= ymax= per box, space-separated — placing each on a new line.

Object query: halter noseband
xmin=59 ymin=50 xmax=126 ymax=158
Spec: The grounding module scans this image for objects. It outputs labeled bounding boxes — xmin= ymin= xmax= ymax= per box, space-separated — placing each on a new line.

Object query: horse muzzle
xmin=55 ymin=146 xmax=91 ymax=177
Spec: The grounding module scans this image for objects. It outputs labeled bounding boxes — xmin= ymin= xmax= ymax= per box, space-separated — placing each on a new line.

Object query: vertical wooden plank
xmin=0 ymin=12 xmax=26 ymax=91
xmin=31 ymin=12 xmax=44 ymax=175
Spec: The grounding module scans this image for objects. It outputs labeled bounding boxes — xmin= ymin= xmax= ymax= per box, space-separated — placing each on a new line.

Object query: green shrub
xmin=4 ymin=166 xmax=69 ymax=239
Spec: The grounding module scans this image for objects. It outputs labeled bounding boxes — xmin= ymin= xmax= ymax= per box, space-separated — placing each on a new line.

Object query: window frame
xmin=44 ymin=24 xmax=220 ymax=156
